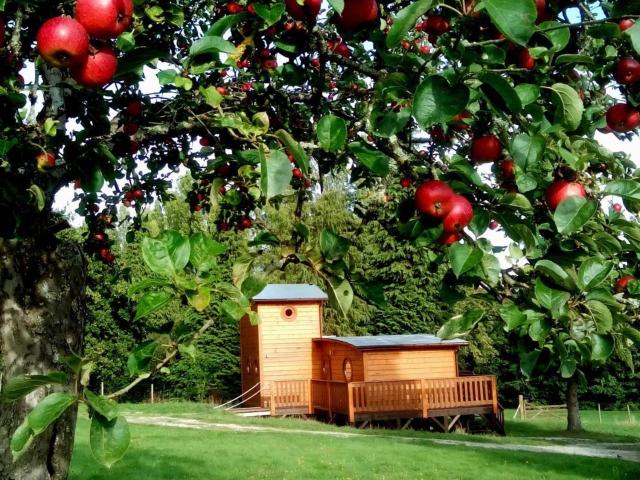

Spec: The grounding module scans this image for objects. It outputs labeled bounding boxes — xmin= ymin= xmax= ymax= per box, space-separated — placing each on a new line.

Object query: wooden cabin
xmin=238 ymin=284 xmax=503 ymax=433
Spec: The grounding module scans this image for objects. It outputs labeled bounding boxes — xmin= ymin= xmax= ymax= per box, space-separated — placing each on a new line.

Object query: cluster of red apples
xmin=285 ymin=0 xmax=378 ymax=31
xmin=415 ymin=180 xmax=473 ymax=245
xmin=36 ymin=0 xmax=133 ymax=88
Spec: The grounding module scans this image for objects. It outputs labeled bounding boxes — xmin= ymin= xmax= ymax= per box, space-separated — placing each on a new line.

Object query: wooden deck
xmin=264 ymin=376 xmax=500 ymax=428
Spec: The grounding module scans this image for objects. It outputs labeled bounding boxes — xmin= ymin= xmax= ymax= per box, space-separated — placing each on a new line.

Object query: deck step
xmin=227 ymin=407 xmax=272 ymax=417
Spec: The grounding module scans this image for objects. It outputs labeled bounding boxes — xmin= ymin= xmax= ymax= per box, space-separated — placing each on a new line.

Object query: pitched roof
xmin=316 ymin=334 xmax=468 ymax=349
xmin=252 ymin=284 xmax=329 ymax=302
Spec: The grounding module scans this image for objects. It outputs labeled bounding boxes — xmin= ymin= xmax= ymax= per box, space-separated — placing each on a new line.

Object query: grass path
xmin=125 ymin=413 xmax=640 ymax=463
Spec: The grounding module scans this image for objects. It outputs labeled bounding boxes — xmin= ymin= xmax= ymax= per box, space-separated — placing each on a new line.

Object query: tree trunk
xmin=0 ymin=237 xmax=86 ymax=480
xmin=566 ymin=376 xmax=582 ymax=433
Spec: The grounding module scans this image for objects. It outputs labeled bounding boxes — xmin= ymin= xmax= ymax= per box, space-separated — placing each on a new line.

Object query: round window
xmin=280 ymin=305 xmax=297 ymax=321
xmin=343 ymin=358 xmax=353 ymax=382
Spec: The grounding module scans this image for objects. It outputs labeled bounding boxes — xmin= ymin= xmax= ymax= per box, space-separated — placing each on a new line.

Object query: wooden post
xmin=598 ymin=403 xmax=602 ymax=424
xmin=327 ymin=381 xmax=332 ymax=418
xmin=518 ymin=395 xmax=525 ymax=420
xmin=307 ymin=379 xmax=313 ymax=415
xmin=421 ymin=379 xmax=428 ymax=418
xmin=150 ymin=383 xmax=154 ymax=404
xmin=491 ymin=377 xmax=498 ymax=416
xmin=270 ymin=383 xmax=276 ymax=416
xmin=100 ymin=381 xmax=104 ymax=396
xmin=347 ymin=383 xmax=355 ymax=424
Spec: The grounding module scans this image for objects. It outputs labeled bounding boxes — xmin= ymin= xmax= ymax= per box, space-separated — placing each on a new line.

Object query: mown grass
xmin=69 ymin=403 xmax=640 ymax=480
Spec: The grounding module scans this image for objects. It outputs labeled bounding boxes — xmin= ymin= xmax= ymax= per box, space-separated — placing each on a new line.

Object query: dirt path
xmin=126 ymin=414 xmax=640 ymax=463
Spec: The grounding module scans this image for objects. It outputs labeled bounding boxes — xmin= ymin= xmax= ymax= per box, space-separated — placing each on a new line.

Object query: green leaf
xmin=347 ymin=142 xmax=390 ymax=176
xmin=560 ymin=358 xmax=577 ymax=378
xmin=115 ymin=48 xmax=166 ymax=78
xmin=145 ymin=5 xmax=164 ymax=22
xmin=548 ymin=83 xmax=584 ymax=131
xmin=555 ymin=54 xmax=595 ymax=66
xmin=241 ymin=277 xmax=267 ymax=299
xmin=327 ymin=0 xmax=344 ymax=14
xmin=135 ymin=291 xmax=172 ymax=320
xmin=578 ymin=258 xmax=614 ymax=291
xmin=186 ymin=287 xmax=211 ymax=312
xmin=253 ymin=3 xmax=285 ymax=27
xmin=553 ymin=197 xmax=597 ymax=235
xmin=259 ymin=147 xmax=292 ymax=200
xmin=437 ymin=309 xmax=484 ymax=340
xmin=159 ymin=230 xmax=190 ymax=271
xmin=317 ymin=115 xmax=347 ymax=153
xmin=128 ymin=278 xmax=171 ymax=295
xmin=514 ymin=84 xmax=540 ymax=106
xmin=275 ymin=129 xmax=310 ymax=174
xmin=320 ymin=229 xmax=351 ymax=261
xmin=623 ymin=326 xmax=640 ymax=347
xmin=590 ymin=334 xmax=614 ymax=361
xmin=500 ymin=303 xmax=527 ymax=331
xmin=534 ymin=278 xmax=570 ymax=313
xmin=510 ymin=133 xmax=545 ymax=170
xmin=127 ymin=341 xmax=158 ymax=376
xmin=325 ymin=276 xmax=354 ymax=317
xmin=27 ymin=392 xmax=76 ymax=435
xmin=624 ymin=22 xmax=640 ymax=57
xmin=141 ymin=237 xmax=175 ymax=278
xmin=386 ymin=0 xmax=434 ymax=48
xmin=540 ymin=21 xmax=570 ymax=51
xmin=478 ymin=72 xmax=522 ymax=113
xmin=189 ymin=36 xmax=236 ymax=57
xmin=603 ymin=179 xmax=640 ymax=200
xmin=205 ymin=14 xmax=247 ymax=37
xmin=413 ymin=76 xmax=470 ymax=128
xmin=534 ymin=260 xmax=576 ymax=291
xmin=500 ymin=192 xmax=533 ymax=211
xmin=27 ymin=185 xmax=46 ymax=211
xmin=520 ymin=349 xmax=541 ymax=378
xmin=481 ymin=254 xmax=501 ymax=286
xmin=585 ymin=300 xmax=613 ymax=333
xmin=528 ymin=317 xmax=551 ymax=342
xmin=90 ymin=415 xmax=130 ymax=469
xmin=448 ymin=243 xmax=483 ymax=278
xmin=2 ymin=372 xmax=67 ymax=401
xmin=199 ymin=85 xmax=224 ymax=108
xmin=189 ymin=232 xmax=226 ymax=272
xmin=484 ymin=0 xmax=536 ymax=47
xmin=221 ymin=299 xmax=248 ymax=322
xmin=10 ymin=420 xmax=34 ymax=461
xmin=84 ymin=390 xmax=118 ymax=422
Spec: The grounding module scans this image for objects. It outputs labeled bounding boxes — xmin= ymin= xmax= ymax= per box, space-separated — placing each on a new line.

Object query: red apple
xmin=613 ymin=203 xmax=622 ymax=212
xmin=425 ymin=16 xmax=449 ymax=36
xmin=400 ymin=178 xmax=411 ymax=189
xmin=606 ymin=103 xmax=640 ymax=133
xmin=518 ymin=48 xmax=535 ymax=70
xmin=71 ymin=46 xmax=118 ymax=88
xmin=619 ymin=19 xmax=635 ymax=32
xmin=292 ymin=167 xmax=303 ymax=178
xmin=285 ymin=0 xmax=321 ymax=21
xmin=439 ymin=231 xmax=462 ymax=245
xmin=615 ymin=58 xmax=640 ymax=85
xmin=126 ymin=100 xmax=142 ymax=116
xmin=331 ymin=41 xmax=352 ymax=58
xmin=500 ymin=160 xmax=516 ymax=181
xmin=489 ymin=220 xmax=499 ymax=230
xmin=37 ymin=16 xmax=90 ymax=68
xmin=415 ymin=180 xmax=454 ymax=218
xmin=123 ymin=123 xmax=139 ymax=135
xmin=616 ymin=275 xmax=635 ymax=293
xmin=442 ymin=195 xmax=474 ymax=232
xmin=451 ymin=111 xmax=472 ymax=130
xmin=545 ymin=179 xmax=587 ymax=210
xmin=0 ymin=16 xmax=5 ymax=47
xmin=470 ymin=135 xmax=503 ymax=163
xmin=75 ymin=0 xmax=133 ymax=40
xmin=336 ymin=0 xmax=378 ymax=31
xmin=36 ymin=151 xmax=56 ymax=171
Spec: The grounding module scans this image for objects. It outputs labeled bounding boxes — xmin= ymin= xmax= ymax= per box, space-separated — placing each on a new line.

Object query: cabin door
xmin=242 ymin=355 xmax=261 ymax=406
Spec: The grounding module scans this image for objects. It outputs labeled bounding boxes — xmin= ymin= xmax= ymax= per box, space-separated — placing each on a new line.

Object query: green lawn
xmin=69 ymin=403 xmax=640 ymax=480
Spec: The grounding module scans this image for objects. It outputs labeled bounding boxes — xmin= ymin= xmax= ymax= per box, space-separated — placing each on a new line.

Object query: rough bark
xmin=566 ymin=377 xmax=582 ymax=433
xmin=0 ymin=237 xmax=86 ymax=480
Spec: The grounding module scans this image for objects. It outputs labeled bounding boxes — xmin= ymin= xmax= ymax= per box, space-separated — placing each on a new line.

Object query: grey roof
xmin=316 ymin=334 xmax=468 ymax=349
xmin=252 ymin=284 xmax=328 ymax=302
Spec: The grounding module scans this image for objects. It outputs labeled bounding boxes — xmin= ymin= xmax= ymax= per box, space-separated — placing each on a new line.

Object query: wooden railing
xmin=268 ymin=379 xmax=311 ymax=415
xmin=271 ymin=376 xmax=497 ymax=423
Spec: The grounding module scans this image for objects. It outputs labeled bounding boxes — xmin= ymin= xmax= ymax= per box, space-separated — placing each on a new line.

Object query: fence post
xmin=421 ymin=379 xmax=428 ymax=418
xmin=150 ymin=383 xmax=154 ymax=404
xmin=347 ymin=383 xmax=355 ymax=424
xmin=518 ymin=395 xmax=525 ymax=420
xmin=598 ymin=403 xmax=602 ymax=424
xmin=270 ymin=382 xmax=276 ymax=416
xmin=491 ymin=377 xmax=498 ymax=416
xmin=307 ymin=379 xmax=312 ymax=415
xmin=327 ymin=381 xmax=332 ymax=418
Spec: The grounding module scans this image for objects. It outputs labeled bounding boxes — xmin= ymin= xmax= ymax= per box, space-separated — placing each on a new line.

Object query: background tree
xmin=1 ymin=0 xmax=640 ymax=478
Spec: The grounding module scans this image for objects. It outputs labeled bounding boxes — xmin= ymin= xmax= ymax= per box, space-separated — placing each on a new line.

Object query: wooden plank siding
xmin=239 ymin=314 xmax=261 ymax=407
xmin=363 ymin=349 xmax=458 ymax=382
xmin=312 ymin=341 xmax=364 ymax=382
xmin=258 ymin=302 xmax=321 ymax=399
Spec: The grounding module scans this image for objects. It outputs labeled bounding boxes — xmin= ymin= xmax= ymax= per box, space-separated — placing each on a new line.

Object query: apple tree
xmin=1 ymin=0 xmax=640 ymax=477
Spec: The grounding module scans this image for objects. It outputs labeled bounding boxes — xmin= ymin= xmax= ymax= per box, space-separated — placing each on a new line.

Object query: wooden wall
xmin=363 ymin=348 xmax=458 ymax=382
xmin=312 ymin=341 xmax=364 ymax=382
xmin=239 ymin=314 xmax=260 ymax=407
xmin=258 ymin=302 xmax=322 ymax=397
